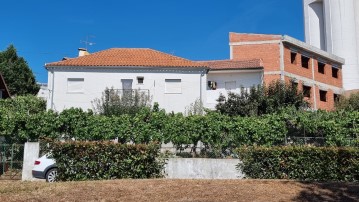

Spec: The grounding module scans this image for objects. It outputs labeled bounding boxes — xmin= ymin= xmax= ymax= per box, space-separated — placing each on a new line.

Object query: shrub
xmin=92 ymin=87 xmax=151 ymax=116
xmin=335 ymin=92 xmax=359 ymax=111
xmin=236 ymin=146 xmax=359 ymax=181
xmin=49 ymin=141 xmax=165 ymax=181
xmin=216 ymin=80 xmax=308 ymax=116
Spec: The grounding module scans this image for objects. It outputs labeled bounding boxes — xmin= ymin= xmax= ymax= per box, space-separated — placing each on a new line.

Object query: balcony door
xmin=121 ymin=79 xmax=133 ymax=99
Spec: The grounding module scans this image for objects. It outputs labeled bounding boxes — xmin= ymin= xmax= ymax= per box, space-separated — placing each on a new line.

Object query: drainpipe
xmin=50 ymin=68 xmax=55 ymax=110
xmin=311 ymin=58 xmax=317 ymax=110
xmin=200 ymin=68 xmax=209 ymax=108
xmin=200 ymin=70 xmax=203 ymax=105
xmin=279 ymin=40 xmax=285 ymax=81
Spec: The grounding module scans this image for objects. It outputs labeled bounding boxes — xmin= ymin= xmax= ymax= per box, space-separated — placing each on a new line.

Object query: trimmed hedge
xmin=236 ymin=146 xmax=359 ymax=182
xmin=49 ymin=141 xmax=165 ymax=181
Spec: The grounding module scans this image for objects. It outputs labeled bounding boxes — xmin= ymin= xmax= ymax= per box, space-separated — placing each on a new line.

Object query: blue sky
xmin=0 ymin=0 xmax=304 ymax=83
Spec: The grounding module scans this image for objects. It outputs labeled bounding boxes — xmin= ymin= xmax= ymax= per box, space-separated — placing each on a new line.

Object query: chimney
xmin=78 ymin=48 xmax=90 ymax=57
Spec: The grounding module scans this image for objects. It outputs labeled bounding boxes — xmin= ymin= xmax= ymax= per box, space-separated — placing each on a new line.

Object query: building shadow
xmin=292 ymin=181 xmax=359 ymax=202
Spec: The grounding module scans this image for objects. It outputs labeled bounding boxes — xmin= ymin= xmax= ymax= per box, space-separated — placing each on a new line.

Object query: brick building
xmin=229 ymin=33 xmax=345 ymax=110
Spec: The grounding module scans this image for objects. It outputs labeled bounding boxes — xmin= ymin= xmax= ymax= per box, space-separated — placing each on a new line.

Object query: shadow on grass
xmin=293 ymin=182 xmax=359 ymax=202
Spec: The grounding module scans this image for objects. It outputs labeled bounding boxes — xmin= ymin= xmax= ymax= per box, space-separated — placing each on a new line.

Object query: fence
xmin=0 ymin=144 xmax=24 ymax=180
xmin=285 ymin=137 xmax=358 ymax=147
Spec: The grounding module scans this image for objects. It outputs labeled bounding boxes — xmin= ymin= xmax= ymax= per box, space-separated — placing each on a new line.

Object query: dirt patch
xmin=0 ymin=179 xmax=358 ymax=202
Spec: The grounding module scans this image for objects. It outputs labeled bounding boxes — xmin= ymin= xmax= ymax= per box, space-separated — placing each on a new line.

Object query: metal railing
xmin=0 ymin=144 xmax=24 ymax=180
xmin=285 ymin=137 xmax=358 ymax=147
xmin=105 ymin=89 xmax=150 ymax=101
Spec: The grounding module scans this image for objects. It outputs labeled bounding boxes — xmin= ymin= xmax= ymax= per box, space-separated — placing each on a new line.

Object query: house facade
xmin=229 ymin=33 xmax=345 ymax=110
xmin=45 ymin=48 xmax=263 ymax=113
xmin=199 ymin=59 xmax=263 ymax=109
xmin=46 ymin=48 xmax=207 ymax=113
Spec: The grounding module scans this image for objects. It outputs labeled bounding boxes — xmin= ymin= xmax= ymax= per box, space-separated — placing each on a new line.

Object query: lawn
xmin=0 ymin=179 xmax=358 ymax=202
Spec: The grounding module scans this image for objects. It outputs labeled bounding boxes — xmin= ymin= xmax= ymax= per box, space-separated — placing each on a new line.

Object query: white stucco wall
xmin=47 ymin=67 xmax=207 ymax=113
xmin=205 ymin=70 xmax=263 ymax=109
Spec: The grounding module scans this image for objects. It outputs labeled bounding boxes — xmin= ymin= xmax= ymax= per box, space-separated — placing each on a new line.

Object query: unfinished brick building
xmin=229 ymin=33 xmax=345 ymax=110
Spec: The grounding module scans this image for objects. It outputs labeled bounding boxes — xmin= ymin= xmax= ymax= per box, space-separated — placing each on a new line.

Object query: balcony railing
xmin=104 ymin=89 xmax=150 ymax=103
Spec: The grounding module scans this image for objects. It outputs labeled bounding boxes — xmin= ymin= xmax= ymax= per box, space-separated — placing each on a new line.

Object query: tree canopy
xmin=0 ymin=45 xmax=39 ymax=95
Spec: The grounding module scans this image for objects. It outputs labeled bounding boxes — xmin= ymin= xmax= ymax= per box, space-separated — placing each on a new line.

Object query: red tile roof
xmin=45 ymin=48 xmax=207 ymax=68
xmin=197 ymin=59 xmax=263 ymax=70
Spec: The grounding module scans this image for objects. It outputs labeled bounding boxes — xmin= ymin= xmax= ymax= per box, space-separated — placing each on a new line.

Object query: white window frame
xmin=67 ymin=78 xmax=84 ymax=94
xmin=165 ymin=79 xmax=182 ymax=94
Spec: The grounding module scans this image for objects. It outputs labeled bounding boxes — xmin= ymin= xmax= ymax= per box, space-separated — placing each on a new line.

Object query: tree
xmin=216 ymin=80 xmax=309 ymax=116
xmin=0 ymin=45 xmax=39 ymax=95
xmin=335 ymin=92 xmax=359 ymax=111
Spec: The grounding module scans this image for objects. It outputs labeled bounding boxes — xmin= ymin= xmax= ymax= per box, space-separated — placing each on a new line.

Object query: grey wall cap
xmin=282 ymin=35 xmax=345 ymax=65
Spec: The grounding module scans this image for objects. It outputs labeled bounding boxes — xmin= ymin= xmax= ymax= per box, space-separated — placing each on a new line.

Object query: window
xmin=165 ymin=79 xmax=181 ymax=94
xmin=225 ymin=81 xmax=236 ymax=90
xmin=318 ymin=62 xmax=325 ymax=74
xmin=290 ymin=52 xmax=297 ymax=64
xmin=303 ymin=85 xmax=311 ymax=98
xmin=332 ymin=67 xmax=338 ymax=78
xmin=137 ymin=76 xmax=144 ymax=84
xmin=301 ymin=56 xmax=310 ymax=68
xmin=121 ymin=79 xmax=133 ymax=98
xmin=319 ymin=90 xmax=327 ymax=102
xmin=333 ymin=94 xmax=340 ymax=102
xmin=67 ymin=78 xmax=84 ymax=93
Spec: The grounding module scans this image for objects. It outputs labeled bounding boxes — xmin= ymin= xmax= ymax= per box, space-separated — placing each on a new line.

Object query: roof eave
xmin=209 ymin=67 xmax=264 ymax=71
xmin=44 ymin=65 xmax=209 ymax=70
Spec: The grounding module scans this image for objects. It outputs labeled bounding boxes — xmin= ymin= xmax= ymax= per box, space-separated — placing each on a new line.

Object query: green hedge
xmin=49 ymin=141 xmax=165 ymax=181
xmin=0 ymin=105 xmax=358 ymax=151
xmin=236 ymin=146 xmax=359 ymax=182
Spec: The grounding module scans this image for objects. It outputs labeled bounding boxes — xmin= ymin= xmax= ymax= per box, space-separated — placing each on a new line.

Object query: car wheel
xmin=46 ymin=168 xmax=57 ymax=183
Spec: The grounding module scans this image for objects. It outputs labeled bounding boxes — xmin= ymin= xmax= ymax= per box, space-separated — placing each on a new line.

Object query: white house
xmin=45 ymin=48 xmax=263 ymax=113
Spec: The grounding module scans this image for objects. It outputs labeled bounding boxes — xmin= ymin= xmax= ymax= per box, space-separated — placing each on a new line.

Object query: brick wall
xmin=232 ymin=44 xmax=280 ymax=71
xmin=283 ymin=46 xmax=313 ymax=80
xmin=229 ymin=33 xmax=343 ymax=111
xmin=230 ymin=32 xmax=281 ymax=42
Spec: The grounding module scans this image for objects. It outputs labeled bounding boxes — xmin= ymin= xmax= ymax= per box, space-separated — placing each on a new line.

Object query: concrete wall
xmin=205 ymin=70 xmax=262 ymax=109
xmin=47 ymin=67 xmax=207 ymax=113
xmin=165 ymin=158 xmax=244 ymax=179
xmin=21 ymin=142 xmax=39 ymax=181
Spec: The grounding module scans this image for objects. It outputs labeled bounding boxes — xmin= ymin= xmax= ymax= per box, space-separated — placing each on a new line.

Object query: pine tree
xmin=0 ymin=45 xmax=39 ymax=95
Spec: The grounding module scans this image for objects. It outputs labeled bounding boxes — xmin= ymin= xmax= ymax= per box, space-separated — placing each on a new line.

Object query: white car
xmin=32 ymin=154 xmax=57 ymax=182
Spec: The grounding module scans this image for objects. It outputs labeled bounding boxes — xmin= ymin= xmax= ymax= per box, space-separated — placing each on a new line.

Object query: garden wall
xmin=165 ymin=158 xmax=243 ymax=179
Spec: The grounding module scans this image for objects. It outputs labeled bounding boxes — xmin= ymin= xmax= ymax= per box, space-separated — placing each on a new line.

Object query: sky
xmin=0 ymin=0 xmax=304 ymax=83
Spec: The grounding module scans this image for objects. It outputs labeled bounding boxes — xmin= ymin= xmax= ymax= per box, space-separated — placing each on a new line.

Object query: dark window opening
xmin=319 ymin=90 xmax=327 ymax=102
xmin=318 ymin=62 xmax=325 ymax=74
xmin=291 ymin=52 xmax=297 ymax=64
xmin=303 ymin=85 xmax=311 ymax=98
xmin=332 ymin=68 xmax=338 ymax=78
xmin=334 ymin=94 xmax=340 ymax=102
xmin=137 ymin=77 xmax=144 ymax=84
xmin=301 ymin=56 xmax=310 ymax=68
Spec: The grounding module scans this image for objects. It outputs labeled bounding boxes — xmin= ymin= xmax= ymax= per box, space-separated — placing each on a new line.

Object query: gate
xmin=0 ymin=144 xmax=24 ymax=180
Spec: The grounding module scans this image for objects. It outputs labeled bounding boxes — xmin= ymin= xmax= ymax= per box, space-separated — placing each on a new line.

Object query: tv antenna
xmin=80 ymin=35 xmax=96 ymax=50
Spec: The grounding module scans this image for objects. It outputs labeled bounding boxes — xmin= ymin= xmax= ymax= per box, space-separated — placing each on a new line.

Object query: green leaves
xmin=237 ymin=146 xmax=359 ymax=182
xmin=216 ymin=80 xmax=308 ymax=117
xmin=50 ymin=141 xmax=164 ymax=181
xmin=0 ymin=45 xmax=39 ymax=95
